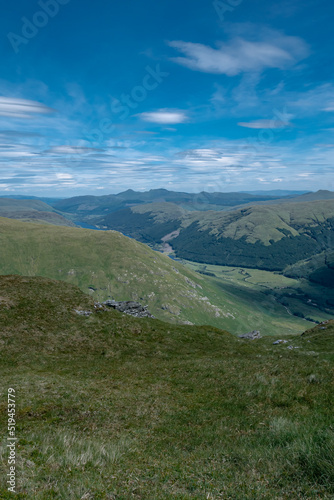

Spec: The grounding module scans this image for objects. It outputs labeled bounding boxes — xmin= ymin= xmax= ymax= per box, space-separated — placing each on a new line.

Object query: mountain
xmin=53 ymin=189 xmax=295 ymax=217
xmin=0 ymin=198 xmax=56 ymax=212
xmin=0 ymin=194 xmax=64 ymax=204
xmin=237 ymin=190 xmax=334 ymax=208
xmin=94 ymin=199 xmax=334 ymax=271
xmin=242 ymin=190 xmax=310 ymax=196
xmin=0 ymin=198 xmax=75 ymax=227
xmin=0 ymin=216 xmax=313 ymax=335
xmin=0 ymin=274 xmax=333 ymax=498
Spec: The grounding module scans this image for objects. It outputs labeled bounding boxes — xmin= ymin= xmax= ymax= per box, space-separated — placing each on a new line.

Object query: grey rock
xmin=101 ymin=300 xmax=154 ymax=318
xmin=273 ymin=339 xmax=288 ymax=345
xmin=75 ymin=309 xmax=92 ymax=316
xmin=238 ymin=330 xmax=262 ymax=340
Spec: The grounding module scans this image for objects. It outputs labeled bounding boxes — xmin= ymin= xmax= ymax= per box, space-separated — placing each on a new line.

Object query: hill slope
xmin=0 ymin=217 xmax=225 ymax=328
xmin=0 ymin=275 xmax=333 ymax=498
xmin=0 ymin=198 xmax=56 ymax=212
xmin=96 ymin=200 xmax=334 ymax=271
xmin=0 ymin=198 xmax=75 ymax=227
xmin=285 ymin=250 xmax=334 ymax=287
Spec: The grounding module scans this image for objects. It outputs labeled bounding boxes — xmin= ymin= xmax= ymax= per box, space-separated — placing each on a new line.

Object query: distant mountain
xmin=285 ymin=190 xmax=334 ymax=202
xmin=95 ymin=199 xmax=334 ymax=271
xmin=241 ymin=190 xmax=309 ymax=196
xmin=53 ymin=189 xmax=296 ymax=216
xmin=0 ymin=211 xmax=76 ymax=227
xmin=0 ymin=198 xmax=56 ymax=212
xmin=0 ymin=195 xmax=64 ymax=204
xmin=238 ymin=190 xmax=334 ymax=208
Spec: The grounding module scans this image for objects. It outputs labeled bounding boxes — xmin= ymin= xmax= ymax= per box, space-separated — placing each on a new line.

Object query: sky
xmin=0 ymin=0 xmax=333 ymax=196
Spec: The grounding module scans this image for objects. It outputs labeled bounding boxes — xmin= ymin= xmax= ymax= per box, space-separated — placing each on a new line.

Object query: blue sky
xmin=0 ymin=0 xmax=333 ymax=196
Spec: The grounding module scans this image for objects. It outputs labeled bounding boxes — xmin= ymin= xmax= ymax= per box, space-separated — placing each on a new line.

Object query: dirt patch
xmin=161 ymin=230 xmax=180 ymax=242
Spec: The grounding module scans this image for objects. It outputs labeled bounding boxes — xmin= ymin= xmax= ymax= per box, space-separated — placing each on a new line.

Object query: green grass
xmin=0 ymin=275 xmax=333 ymax=498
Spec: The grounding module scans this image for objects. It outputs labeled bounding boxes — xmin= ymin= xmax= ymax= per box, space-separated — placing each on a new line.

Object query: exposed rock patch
xmin=75 ymin=300 xmax=154 ymax=319
xmin=74 ymin=309 xmax=93 ymax=316
xmin=102 ymin=300 xmax=154 ymax=318
xmin=238 ymin=330 xmax=262 ymax=340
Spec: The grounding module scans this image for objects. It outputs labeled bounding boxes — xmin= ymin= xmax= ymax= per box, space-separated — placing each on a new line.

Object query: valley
xmin=0 ymin=216 xmax=315 ymax=336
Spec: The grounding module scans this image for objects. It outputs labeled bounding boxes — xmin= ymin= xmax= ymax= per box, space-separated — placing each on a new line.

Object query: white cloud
xmin=167 ymin=33 xmax=309 ymax=75
xmin=55 ymin=173 xmax=73 ymax=180
xmin=238 ymin=119 xmax=292 ymax=129
xmin=45 ymin=146 xmax=104 ymax=154
xmin=138 ymin=110 xmax=188 ymax=124
xmin=0 ymin=97 xmax=56 ymax=118
xmin=288 ymin=84 xmax=334 ymax=115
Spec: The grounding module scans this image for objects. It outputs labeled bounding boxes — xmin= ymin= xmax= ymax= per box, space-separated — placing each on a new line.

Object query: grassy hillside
xmin=0 ymin=211 xmax=76 ymax=227
xmin=0 ymin=198 xmax=75 ymax=227
xmin=96 ymin=200 xmax=334 ymax=271
xmin=0 ymin=198 xmax=57 ymax=212
xmin=0 ymin=276 xmax=333 ymax=498
xmin=285 ymin=251 xmax=334 ymax=286
xmin=0 ymin=217 xmax=313 ymax=335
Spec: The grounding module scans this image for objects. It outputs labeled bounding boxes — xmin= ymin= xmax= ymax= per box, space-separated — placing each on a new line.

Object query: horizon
xmin=1 ymin=0 xmax=334 ymax=196
xmin=0 ymin=187 xmax=317 ymax=200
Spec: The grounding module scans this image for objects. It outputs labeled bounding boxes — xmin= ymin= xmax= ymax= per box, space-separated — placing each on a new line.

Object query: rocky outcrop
xmin=100 ymin=300 xmax=154 ymax=318
xmin=238 ymin=330 xmax=262 ymax=340
xmin=75 ymin=300 xmax=154 ymax=319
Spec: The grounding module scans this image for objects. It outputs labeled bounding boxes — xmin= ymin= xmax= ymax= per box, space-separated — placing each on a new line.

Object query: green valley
xmin=93 ymin=199 xmax=334 ymax=271
xmin=0 ymin=217 xmax=318 ymax=336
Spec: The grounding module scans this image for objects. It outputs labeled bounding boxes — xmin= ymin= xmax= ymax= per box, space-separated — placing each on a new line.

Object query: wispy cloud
xmin=323 ymin=104 xmax=334 ymax=112
xmin=167 ymin=31 xmax=309 ymax=75
xmin=138 ymin=109 xmax=188 ymax=124
xmin=0 ymin=137 xmax=333 ymax=195
xmin=44 ymin=146 xmax=104 ymax=154
xmin=0 ymin=130 xmax=43 ymax=138
xmin=238 ymin=119 xmax=292 ymax=129
xmin=0 ymin=97 xmax=56 ymax=118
